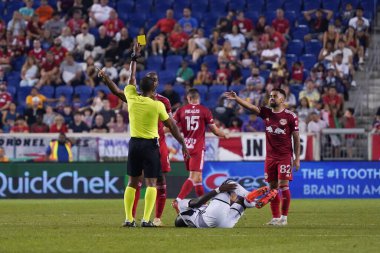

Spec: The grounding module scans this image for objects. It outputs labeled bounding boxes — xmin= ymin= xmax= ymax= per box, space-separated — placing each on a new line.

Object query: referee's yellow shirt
xmin=124 ymin=85 xmax=169 ymax=139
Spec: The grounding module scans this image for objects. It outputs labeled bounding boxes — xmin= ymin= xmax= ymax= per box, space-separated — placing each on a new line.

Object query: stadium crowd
xmin=0 ymin=0 xmax=377 ymax=135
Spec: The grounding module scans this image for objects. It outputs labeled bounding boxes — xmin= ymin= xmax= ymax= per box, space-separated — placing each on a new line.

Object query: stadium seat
xmin=202 ymin=15 xmax=219 ymax=31
xmin=284 ymin=11 xmax=297 ymax=26
xmin=6 ymin=1 xmax=24 ymax=14
xmin=55 ymin=86 xmax=74 ymax=102
xmin=228 ymin=84 xmax=245 ymax=93
xmin=116 ymin=1 xmax=134 ymax=13
xmin=245 ymin=11 xmax=260 ymax=24
xmin=246 ymin=0 xmax=265 ymax=12
xmin=228 ymin=0 xmax=246 ymax=11
xmin=202 ymin=55 xmax=218 ymax=69
xmin=322 ymin=0 xmax=341 ymax=12
xmin=165 ymin=55 xmax=183 ymax=70
xmin=17 ymin=87 xmax=32 ymax=107
xmin=266 ymin=0 xmax=284 ymax=11
xmin=259 ymin=70 xmax=270 ymax=81
xmin=158 ymin=70 xmax=176 ymax=85
xmin=147 ymin=55 xmax=164 ymax=71
xmin=74 ymin=85 xmax=93 ymax=106
xmin=299 ymin=54 xmax=317 ymax=70
xmin=241 ymin=68 xmax=251 ymax=81
xmin=209 ymin=0 xmax=228 ymax=15
xmin=154 ymin=1 xmax=173 ymax=13
xmin=172 ymin=0 xmax=190 ymax=12
xmin=285 ymin=54 xmax=298 ymax=71
xmin=39 ymin=86 xmax=55 ymax=98
xmin=287 ymin=40 xmax=304 ymax=56
xmin=209 ymin=85 xmax=227 ymax=94
xmin=194 ymin=85 xmax=208 ymax=101
xmin=341 ymin=0 xmax=359 ymax=8
xmin=283 ymin=0 xmax=302 ymax=12
xmin=291 ymin=25 xmax=309 ymax=41
xmin=135 ymin=3 xmax=153 ymax=15
xmin=305 ymin=40 xmax=322 ymax=55
xmin=11 ymin=56 xmax=26 ymax=71
xmin=6 ymin=71 xmax=21 ymax=87
xmin=128 ymin=13 xmax=147 ymax=28
xmin=172 ymin=84 xmax=186 ymax=97
xmin=191 ymin=1 xmax=209 ymax=13
xmin=265 ymin=11 xmax=277 ymax=23
xmin=94 ymin=85 xmax=111 ymax=95
xmin=303 ymin=0 xmax=321 ymax=11
xmin=7 ymin=86 xmax=16 ymax=98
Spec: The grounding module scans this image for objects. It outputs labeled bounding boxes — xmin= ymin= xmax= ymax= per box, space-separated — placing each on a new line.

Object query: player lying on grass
xmin=174 ymin=181 xmax=278 ymax=228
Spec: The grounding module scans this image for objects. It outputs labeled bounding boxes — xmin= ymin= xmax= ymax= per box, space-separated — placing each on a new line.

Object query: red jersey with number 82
xmin=258 ymin=107 xmax=299 ymax=159
xmin=174 ymin=104 xmax=214 ymax=155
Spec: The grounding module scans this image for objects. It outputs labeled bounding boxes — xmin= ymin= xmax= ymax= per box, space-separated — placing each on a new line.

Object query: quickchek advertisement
xmin=203 ymin=162 xmax=380 ymax=198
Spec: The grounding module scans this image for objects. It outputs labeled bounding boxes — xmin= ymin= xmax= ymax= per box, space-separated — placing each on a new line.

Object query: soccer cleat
xmin=245 ymin=186 xmax=270 ymax=202
xmin=141 ymin=220 xmax=157 ymax=227
xmin=276 ymin=218 xmax=288 ymax=226
xmin=153 ymin=218 xmax=164 ymax=227
xmin=122 ymin=220 xmax=136 ymax=228
xmin=171 ymin=200 xmax=179 ymax=214
xmin=255 ymin=189 xmax=278 ymax=209
xmin=266 ymin=218 xmax=281 ymax=225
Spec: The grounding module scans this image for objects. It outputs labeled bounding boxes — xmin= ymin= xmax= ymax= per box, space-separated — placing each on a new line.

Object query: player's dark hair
xmin=272 ymin=88 xmax=286 ymax=99
xmin=174 ymin=215 xmax=187 ymax=227
xmin=187 ymin=88 xmax=200 ymax=100
xmin=139 ymin=76 xmax=155 ymax=93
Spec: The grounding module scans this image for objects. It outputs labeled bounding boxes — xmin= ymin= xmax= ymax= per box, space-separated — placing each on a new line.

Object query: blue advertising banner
xmin=203 ymin=162 xmax=380 ymax=198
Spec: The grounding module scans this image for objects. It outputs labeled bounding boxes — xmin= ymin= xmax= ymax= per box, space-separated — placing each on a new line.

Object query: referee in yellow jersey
xmin=98 ymin=43 xmax=189 ymax=227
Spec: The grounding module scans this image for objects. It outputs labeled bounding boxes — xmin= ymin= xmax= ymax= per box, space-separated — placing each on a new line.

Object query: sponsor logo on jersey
xmin=266 ymin=126 xmax=286 ymax=135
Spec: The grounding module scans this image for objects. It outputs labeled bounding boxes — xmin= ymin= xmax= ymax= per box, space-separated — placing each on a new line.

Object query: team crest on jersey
xmin=279 ymin=119 xmax=287 ymax=125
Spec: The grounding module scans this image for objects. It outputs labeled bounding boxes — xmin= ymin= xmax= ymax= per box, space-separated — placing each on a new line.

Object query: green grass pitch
xmin=1 ymin=199 xmax=380 ymax=253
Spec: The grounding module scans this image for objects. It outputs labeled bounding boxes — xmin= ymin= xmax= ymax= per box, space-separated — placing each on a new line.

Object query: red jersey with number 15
xmin=155 ymin=93 xmax=172 ymax=138
xmin=258 ymin=107 xmax=299 ymax=160
xmin=174 ymin=103 xmax=214 ymax=155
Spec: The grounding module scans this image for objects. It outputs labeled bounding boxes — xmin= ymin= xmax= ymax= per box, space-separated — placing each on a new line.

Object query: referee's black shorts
xmin=127 ymin=137 xmax=162 ymax=178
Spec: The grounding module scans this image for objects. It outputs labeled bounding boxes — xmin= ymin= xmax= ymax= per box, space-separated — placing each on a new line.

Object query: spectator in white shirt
xmin=188 ymin=28 xmax=209 ymax=62
xmin=307 ymin=111 xmax=328 ymax=133
xmin=89 ymin=0 xmax=114 ymax=27
xmin=119 ymin=61 xmax=131 ymax=86
xmin=260 ymin=40 xmax=281 ymax=68
xmin=59 ymin=27 xmax=76 ymax=52
xmin=224 ymin=25 xmax=245 ymax=51
xmin=348 ymin=8 xmax=370 ymax=31
xmin=75 ymin=23 xmax=95 ymax=54
xmin=102 ymin=59 xmax=118 ymax=82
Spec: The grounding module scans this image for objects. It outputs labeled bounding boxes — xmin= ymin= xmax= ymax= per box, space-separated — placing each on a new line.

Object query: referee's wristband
xmin=215 ymin=187 xmax=220 ymax=194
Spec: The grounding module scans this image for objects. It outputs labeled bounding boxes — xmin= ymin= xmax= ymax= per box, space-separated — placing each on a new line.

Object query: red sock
xmin=270 ymin=192 xmax=281 ymax=218
xmin=155 ymin=184 xmax=166 ymax=219
xmin=177 ymin=178 xmax=194 ymax=200
xmin=280 ymin=185 xmax=291 ymax=216
xmin=194 ymin=183 xmax=204 ymax=197
xmin=132 ymin=182 xmax=142 ymax=218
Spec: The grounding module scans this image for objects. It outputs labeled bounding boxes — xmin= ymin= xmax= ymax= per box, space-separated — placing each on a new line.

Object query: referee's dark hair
xmin=140 ymin=76 xmax=155 ymax=93
xmin=187 ymin=88 xmax=200 ymax=100
xmin=272 ymin=88 xmax=287 ymax=99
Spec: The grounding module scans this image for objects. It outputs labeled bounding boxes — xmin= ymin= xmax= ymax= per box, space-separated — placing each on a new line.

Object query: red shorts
xmin=264 ymin=157 xmax=293 ymax=182
xmin=185 ymin=150 xmax=205 ymax=172
xmin=159 ymin=138 xmax=171 ymax=173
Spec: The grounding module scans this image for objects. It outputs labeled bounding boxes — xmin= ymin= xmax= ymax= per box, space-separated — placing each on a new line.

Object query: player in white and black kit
xmin=174 ymin=181 xmax=277 ymax=228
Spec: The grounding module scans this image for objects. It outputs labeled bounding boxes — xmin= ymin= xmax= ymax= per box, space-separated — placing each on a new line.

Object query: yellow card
xmin=137 ymin=35 xmax=146 ymax=46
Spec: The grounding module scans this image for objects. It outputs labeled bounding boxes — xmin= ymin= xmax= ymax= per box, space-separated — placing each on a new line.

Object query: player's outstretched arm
xmin=162 ymin=117 xmax=190 ymax=160
xmin=188 ymin=183 xmax=237 ymax=208
xmin=292 ymin=131 xmax=301 ymax=171
xmin=209 ymin=124 xmax=228 ymax=138
xmin=97 ymin=67 xmax=126 ymax=103
xmin=224 ymin=91 xmax=260 ymax=114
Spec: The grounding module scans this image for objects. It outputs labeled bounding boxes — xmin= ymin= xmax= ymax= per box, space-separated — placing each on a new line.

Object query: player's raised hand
xmin=224 ymin=91 xmax=237 ymax=100
xmin=219 ymin=182 xmax=237 ymax=192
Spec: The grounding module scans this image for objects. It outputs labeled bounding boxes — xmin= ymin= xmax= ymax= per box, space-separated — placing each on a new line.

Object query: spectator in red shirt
xmin=322 ymin=86 xmax=344 ymax=112
xmin=26 ymin=14 xmax=43 ymax=41
xmin=50 ymin=115 xmax=68 ymax=133
xmin=233 ymin=11 xmax=254 ymax=38
xmin=267 ymin=26 xmax=287 ymax=50
xmin=103 ymin=9 xmax=124 ymax=37
xmin=148 ymin=9 xmax=176 ymax=55
xmin=30 ymin=115 xmax=50 ymax=133
xmin=50 ymin=37 xmax=68 ymax=65
xmin=67 ymin=9 xmax=85 ymax=36
xmin=272 ymin=9 xmax=290 ymax=39
xmin=37 ymin=51 xmax=60 ymax=88
xmin=168 ymin=24 xmax=189 ymax=55
xmin=214 ymin=62 xmax=230 ymax=85
xmin=10 ymin=116 xmax=29 ymax=133
xmin=0 ymin=83 xmax=12 ymax=112
xmin=0 ymin=40 xmax=12 ymax=72
xmin=29 ymin=39 xmax=46 ymax=65
xmin=290 ymin=61 xmax=304 ymax=84
xmin=11 ymin=30 xmax=27 ymax=57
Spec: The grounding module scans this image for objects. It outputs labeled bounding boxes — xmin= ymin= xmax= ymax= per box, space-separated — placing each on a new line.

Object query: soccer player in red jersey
xmin=172 ymin=88 xmax=227 ymax=208
xmin=225 ymin=88 xmax=300 ymax=226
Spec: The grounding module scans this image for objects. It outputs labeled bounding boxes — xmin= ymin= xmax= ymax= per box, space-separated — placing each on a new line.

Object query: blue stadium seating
xmin=6 ymin=71 xmax=21 ymax=87
xmin=94 ymin=85 xmax=111 ymax=95
xmin=154 ymin=1 xmax=173 ymax=13
xmin=229 ymin=84 xmax=245 ymax=93
xmin=172 ymin=84 xmax=186 ymax=97
xmin=260 ymin=70 xmax=270 ymax=81
xmin=287 ymin=40 xmax=304 ymax=55
xmin=6 ymin=1 xmax=24 ymax=14
xmin=247 ymin=0 xmax=265 ymax=12
xmin=55 ymin=86 xmax=73 ymax=102
xmin=322 ymin=0 xmax=341 ymax=12
xmin=202 ymin=55 xmax=218 ymax=71
xmin=194 ymin=85 xmax=208 ymax=101
xmin=305 ymin=40 xmax=322 ymax=55
xmin=116 ymin=1 xmax=134 ymax=13
xmin=12 ymin=56 xmax=26 ymax=71
xmin=74 ymin=85 xmax=93 ymax=106
xmin=39 ymin=86 xmax=55 ymax=98
xmin=128 ymin=13 xmax=147 ymax=28
xmin=265 ymin=11 xmax=277 ymax=23
xmin=228 ymin=0 xmax=246 ymax=11
xmin=165 ymin=55 xmax=183 ymax=70
xmin=17 ymin=87 xmax=32 ymax=107
xmin=283 ymin=0 xmax=302 ymax=12
xmin=266 ymin=0 xmax=284 ymax=11
xmin=7 ymin=86 xmax=16 ymax=98
xmin=285 ymin=11 xmax=297 ymax=26
xmin=209 ymin=85 xmax=227 ymax=94
xmin=158 ymin=70 xmax=176 ymax=85
xmin=191 ymin=1 xmax=209 ymax=13
xmin=299 ymin=54 xmax=317 ymax=70
xmin=303 ymin=0 xmax=321 ymax=11
xmin=241 ymin=68 xmax=251 ymax=81
xmin=209 ymin=0 xmax=228 ymax=15
xmin=147 ymin=55 xmax=164 ymax=71
xmin=286 ymin=54 xmax=298 ymax=71
xmin=291 ymin=25 xmax=309 ymax=41
xmin=245 ymin=10 xmax=260 ymax=24
xmin=341 ymin=0 xmax=359 ymax=8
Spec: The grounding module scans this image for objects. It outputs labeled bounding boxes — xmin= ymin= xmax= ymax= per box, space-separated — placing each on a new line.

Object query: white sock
xmin=243 ymin=198 xmax=256 ymax=208
xmin=281 ymin=215 xmax=287 ymax=220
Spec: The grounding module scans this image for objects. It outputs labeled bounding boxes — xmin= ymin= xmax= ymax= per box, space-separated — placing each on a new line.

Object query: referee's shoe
xmin=141 ymin=220 xmax=156 ymax=227
xmin=122 ymin=220 xmax=136 ymax=228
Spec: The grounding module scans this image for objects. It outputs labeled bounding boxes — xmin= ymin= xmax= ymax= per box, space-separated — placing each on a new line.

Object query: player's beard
xmin=269 ymin=101 xmax=278 ymax=108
